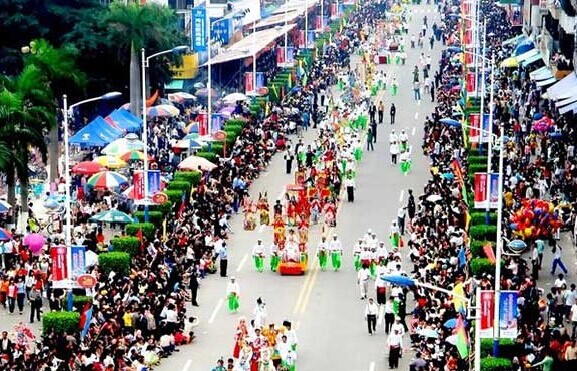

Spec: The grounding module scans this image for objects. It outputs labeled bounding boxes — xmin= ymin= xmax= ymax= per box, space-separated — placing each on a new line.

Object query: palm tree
xmin=0 ymin=64 xmax=53 ymax=222
xmin=23 ymin=39 xmax=86 ymax=184
xmin=106 ymin=1 xmax=185 ymax=116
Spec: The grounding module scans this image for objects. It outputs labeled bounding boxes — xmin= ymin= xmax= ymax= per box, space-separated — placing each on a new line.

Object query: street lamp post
xmin=305 ymin=0 xmax=309 ymax=48
xmin=62 ymin=91 xmax=121 ymax=286
xmin=141 ymin=46 xmax=187 ymax=220
xmin=284 ymin=0 xmax=289 ymax=64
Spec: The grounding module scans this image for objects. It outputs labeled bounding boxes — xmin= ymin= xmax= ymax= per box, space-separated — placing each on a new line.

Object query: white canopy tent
xmin=547 ymin=72 xmax=577 ymax=100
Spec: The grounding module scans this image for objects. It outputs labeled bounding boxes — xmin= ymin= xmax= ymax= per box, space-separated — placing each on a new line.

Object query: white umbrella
xmin=102 ymin=137 xmax=144 ymax=156
xmin=223 ymin=92 xmax=248 ymax=103
xmin=445 ymin=335 xmax=458 ymax=345
xmin=426 ymin=195 xmax=443 ymax=202
xmin=178 ymin=155 xmax=218 ymax=171
xmin=173 ymin=138 xmax=205 ymax=149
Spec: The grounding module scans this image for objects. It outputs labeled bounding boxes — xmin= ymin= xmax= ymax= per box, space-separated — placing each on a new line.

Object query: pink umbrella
xmin=24 ymin=233 xmax=46 ymax=255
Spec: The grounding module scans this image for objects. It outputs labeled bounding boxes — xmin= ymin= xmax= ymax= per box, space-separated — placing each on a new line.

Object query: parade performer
xmin=310 ymin=197 xmax=321 ymax=225
xmin=234 ymin=317 xmax=249 ymax=358
xmin=376 ymin=241 xmax=388 ymax=265
xmin=273 ymin=199 xmax=283 ymax=217
xmin=259 ymin=347 xmax=276 ymax=371
xmin=237 ymin=345 xmax=253 ymax=371
xmin=389 ymin=220 xmax=400 ymax=249
xmin=375 ymin=270 xmax=388 ymax=305
xmin=353 ymin=238 xmax=363 ymax=271
xmin=273 ymin=215 xmax=286 ymax=248
xmin=269 ymin=243 xmax=280 ymax=272
xmin=253 ymin=297 xmax=267 ymax=329
xmin=399 ymin=129 xmax=409 ymax=152
xmin=297 ymin=214 xmax=309 ymax=246
xmin=284 ymin=230 xmax=300 ymax=262
xmin=317 ymin=236 xmax=328 ymax=271
xmin=251 ymin=328 xmax=265 ymax=371
xmin=227 ymin=277 xmax=240 ymax=313
xmin=252 ymin=239 xmax=265 ymax=273
xmin=244 ymin=198 xmax=257 ymax=231
xmin=257 ymin=193 xmax=270 ymax=226
xmin=399 ymin=148 xmax=412 ymax=175
xmin=391 ymin=77 xmax=399 ymax=96
xmin=329 ymin=234 xmax=343 ymax=271
xmin=323 ymin=199 xmax=337 ymax=228
xmin=287 ymin=197 xmax=297 ymax=227
xmin=369 ymin=248 xmax=377 ymax=279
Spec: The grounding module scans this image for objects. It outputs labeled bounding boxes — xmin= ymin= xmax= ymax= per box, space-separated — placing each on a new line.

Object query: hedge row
xmin=43 ymin=311 xmax=80 ymax=335
xmin=125 ymin=223 xmax=155 ymax=241
xmin=98 ymin=252 xmax=131 ymax=276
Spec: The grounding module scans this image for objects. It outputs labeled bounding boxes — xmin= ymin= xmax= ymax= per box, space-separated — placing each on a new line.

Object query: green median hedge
xmin=469 ymin=225 xmax=497 ymax=241
xmin=165 ymin=189 xmax=185 ymax=206
xmin=468 ymin=163 xmax=489 ymax=175
xmin=43 ymin=311 xmax=80 ymax=335
xmin=468 ymin=155 xmax=489 ymax=165
xmin=98 ymin=252 xmax=131 ymax=276
xmin=125 ymin=223 xmax=155 ymax=241
xmin=132 ymin=211 xmax=163 ymax=226
xmin=196 ymin=151 xmax=218 ymax=163
xmin=481 ymin=357 xmax=513 ymax=371
xmin=470 ymin=240 xmax=494 ymax=258
xmin=480 ymin=339 xmax=518 ymax=358
xmin=470 ymin=211 xmax=498 ymax=226
xmin=167 ymin=180 xmax=191 ymax=192
xmin=470 ymin=257 xmax=495 ymax=277
xmin=111 ymin=236 xmax=141 ymax=257
xmin=173 ymin=171 xmax=201 ymax=186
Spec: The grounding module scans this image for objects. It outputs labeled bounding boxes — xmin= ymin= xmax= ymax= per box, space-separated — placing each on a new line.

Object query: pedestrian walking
xmin=189 ymin=270 xmax=199 ymax=307
xmin=217 ymin=241 xmax=229 ymax=277
xmin=317 ymin=237 xmax=328 ymax=271
xmin=15 ymin=277 xmax=25 ymax=314
xmin=407 ymin=189 xmax=416 ymax=230
xmin=536 ymin=238 xmax=545 ymax=268
xmin=358 ymin=264 xmax=370 ymax=299
xmin=387 ymin=328 xmax=403 ymax=369
xmin=384 ymin=300 xmax=395 ymax=334
xmin=397 ymin=207 xmax=406 ymax=235
xmin=371 ymin=121 xmax=377 ymax=143
xmin=369 ymin=103 xmax=377 ymax=124
xmin=413 ymin=81 xmax=421 ymax=101
xmin=365 ymin=297 xmax=378 ymax=335
xmin=28 ymin=287 xmax=42 ymax=323
xmin=390 ymin=141 xmax=399 ymax=165
xmin=284 ymin=145 xmax=294 ymax=174
xmin=6 ymin=279 xmax=16 ymax=314
xmin=551 ymin=242 xmax=568 ymax=275
xmin=391 ymin=78 xmax=399 ymax=96
xmin=376 ymin=274 xmax=387 ymax=305
xmin=345 ymin=176 xmax=356 ymax=202
xmin=367 ymin=127 xmax=375 ymax=151
xmin=378 ymin=101 xmax=384 ymax=124
xmin=226 ymin=277 xmax=240 ymax=313
xmin=390 ymin=103 xmax=396 ymax=124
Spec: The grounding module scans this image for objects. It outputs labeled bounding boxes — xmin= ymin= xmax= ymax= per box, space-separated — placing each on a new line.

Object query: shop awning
xmin=556 ymin=94 xmax=577 ymax=107
xmin=502 ymin=34 xmax=527 ymax=46
xmin=515 ymin=49 xmax=539 ymax=63
xmin=521 ymin=53 xmax=543 ymax=68
xmin=254 ymin=10 xmax=303 ymax=29
xmin=559 ymin=101 xmax=577 ymax=114
xmin=203 ymin=24 xmax=297 ymax=66
xmin=272 ymin=0 xmax=319 ymax=15
xmin=529 ymin=66 xmax=553 ymax=81
xmin=536 ymin=77 xmax=557 ymax=87
xmin=547 ymin=72 xmax=577 ymax=100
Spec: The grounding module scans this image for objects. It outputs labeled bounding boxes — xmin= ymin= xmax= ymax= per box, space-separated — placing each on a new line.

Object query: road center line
xmin=208 ymin=298 xmax=224 ymax=324
xmin=412 ymin=126 xmax=416 ymax=136
xmin=369 ymin=361 xmax=376 ymax=371
xmin=236 ymin=253 xmax=249 ymax=273
xmin=182 ymin=360 xmax=192 ymax=371
xmin=258 ymin=224 xmax=266 ymax=233
xmin=399 ymin=189 xmax=404 ymax=203
xmin=414 ymin=111 xmax=419 ymax=120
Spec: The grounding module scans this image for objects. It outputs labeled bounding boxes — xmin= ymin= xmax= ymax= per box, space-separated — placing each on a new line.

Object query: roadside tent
xmin=106 ymin=109 xmax=141 ymax=132
xmin=70 ymin=117 xmax=123 ymax=147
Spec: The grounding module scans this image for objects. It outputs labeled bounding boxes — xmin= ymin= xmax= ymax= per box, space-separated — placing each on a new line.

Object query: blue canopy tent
xmin=70 ymin=116 xmax=123 ymax=147
xmin=514 ymin=40 xmax=534 ymax=56
xmin=118 ymin=109 xmax=142 ymax=127
xmin=106 ymin=109 xmax=141 ymax=132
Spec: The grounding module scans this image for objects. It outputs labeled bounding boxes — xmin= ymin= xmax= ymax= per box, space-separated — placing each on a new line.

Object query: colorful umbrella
xmin=72 ymin=161 xmax=106 ymax=175
xmin=89 ymin=209 xmax=134 ymax=224
xmin=178 ymin=155 xmax=218 ymax=171
xmin=417 ymin=328 xmax=439 ymax=338
xmin=0 ymin=228 xmax=12 ymax=241
xmin=223 ymin=92 xmax=248 ymax=103
xmin=440 ymin=118 xmax=461 ymax=127
xmin=87 ymin=171 xmax=128 ymax=188
xmin=184 ymin=122 xmax=199 ymax=133
xmin=0 ymin=200 xmax=12 ymax=213
xmin=120 ymin=150 xmax=152 ymax=162
xmin=173 ymin=139 xmax=204 ymax=150
xmin=500 ymin=57 xmax=518 ymax=68
xmin=102 ymin=137 xmax=144 ymax=156
xmin=195 ymin=87 xmax=217 ymax=98
xmin=147 ymin=104 xmax=180 ymax=117
xmin=94 ymin=155 xmax=127 ymax=169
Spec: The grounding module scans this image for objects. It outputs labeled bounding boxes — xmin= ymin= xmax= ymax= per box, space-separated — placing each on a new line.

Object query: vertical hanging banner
xmin=307 ymin=31 xmax=316 ymax=48
xmin=148 ymin=170 xmax=161 ymax=195
xmin=197 ymin=112 xmax=208 ymax=136
xmin=479 ymin=290 xmax=495 ymax=338
xmin=70 ymin=245 xmax=86 ymax=280
xmin=245 ymin=72 xmax=254 ymax=94
xmin=294 ymin=30 xmax=305 ymax=49
xmin=286 ymin=47 xmax=295 ymax=67
xmin=464 ymin=29 xmax=473 ymax=46
xmin=330 ymin=3 xmax=338 ymax=19
xmin=466 ymin=72 xmax=476 ymax=93
xmin=276 ymin=47 xmax=286 ymax=66
xmin=474 ymin=173 xmax=499 ymax=209
xmin=133 ymin=170 xmax=144 ymax=200
xmin=468 ymin=113 xmax=480 ymax=143
xmin=499 ymin=291 xmax=519 ymax=338
xmin=465 ymin=49 xmax=474 ymax=66
xmin=51 ymin=246 xmax=68 ymax=282
xmin=191 ymin=7 xmax=207 ymax=52
xmin=133 ymin=170 xmax=161 ymax=200
xmin=211 ymin=113 xmax=224 ymax=133
xmin=255 ymin=72 xmax=266 ymax=89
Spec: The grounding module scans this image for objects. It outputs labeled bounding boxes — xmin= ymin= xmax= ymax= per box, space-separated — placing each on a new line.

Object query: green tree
xmin=106 ymin=1 xmax=185 ymax=116
xmin=0 ymin=64 xmax=53 ymax=219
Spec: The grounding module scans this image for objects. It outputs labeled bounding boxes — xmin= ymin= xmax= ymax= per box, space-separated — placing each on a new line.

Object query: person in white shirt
xmin=345 ymin=176 xmax=356 ymax=202
xmin=390 ymin=220 xmax=400 ymax=249
xmin=570 ymin=298 xmax=577 ymax=338
xmin=391 ymin=316 xmax=405 ymax=336
xmin=390 ymin=141 xmax=399 ymax=165
xmin=353 ymin=238 xmax=363 ymax=271
xmin=329 ymin=235 xmax=343 ymax=271
xmin=253 ymin=297 xmax=267 ymax=329
xmin=387 ymin=328 xmax=403 ymax=368
xmin=317 ymin=237 xmax=328 ymax=271
xmin=252 ymin=239 xmax=265 ymax=273
xmin=376 ymin=241 xmax=388 ymax=264
xmin=365 ymin=297 xmax=379 ymax=335
xmin=358 ymin=265 xmax=370 ymax=300
xmin=226 ymin=277 xmax=240 ymax=313
xmin=389 ymin=130 xmax=398 ymax=144
xmin=270 ymin=243 xmax=280 ymax=272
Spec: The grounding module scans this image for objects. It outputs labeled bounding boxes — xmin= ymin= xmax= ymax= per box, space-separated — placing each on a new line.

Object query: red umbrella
xmin=72 ymin=161 xmax=107 ymax=175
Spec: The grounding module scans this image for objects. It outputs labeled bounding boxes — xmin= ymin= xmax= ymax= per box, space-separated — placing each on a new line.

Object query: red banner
xmin=315 ymin=15 xmax=323 ymax=30
xmin=483 ymin=243 xmax=496 ymax=263
xmin=479 ymin=290 xmax=495 ymax=338
xmin=294 ymin=30 xmax=305 ymax=49
xmin=276 ymin=47 xmax=285 ymax=66
xmin=330 ymin=3 xmax=337 ymax=18
xmin=245 ymin=72 xmax=254 ymax=94
xmin=466 ymin=72 xmax=476 ymax=93
xmin=469 ymin=113 xmax=480 ymax=142
xmin=51 ymin=246 xmax=68 ymax=281
xmin=197 ymin=113 xmax=208 ymax=136
xmin=465 ymin=51 xmax=474 ymax=66
xmin=465 ymin=18 xmax=472 ymax=30
xmin=133 ymin=171 xmax=144 ymax=200
xmin=474 ymin=172 xmax=488 ymax=206
xmin=464 ymin=29 xmax=473 ymax=46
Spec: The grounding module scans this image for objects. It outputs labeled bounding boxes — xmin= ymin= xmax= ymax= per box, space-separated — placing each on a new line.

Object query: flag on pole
xmin=455 ymin=315 xmax=469 ymax=358
xmin=79 ymin=302 xmax=93 ymax=340
xmin=452 ymin=282 xmax=467 ymax=314
xmin=287 ymin=73 xmax=292 ymax=89
xmin=458 ymin=247 xmax=466 ymax=267
xmin=177 ymin=192 xmax=187 ymax=218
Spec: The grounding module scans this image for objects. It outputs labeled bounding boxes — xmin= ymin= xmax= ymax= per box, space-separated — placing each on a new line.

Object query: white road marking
xmin=399 ymin=189 xmax=404 ymax=203
xmin=208 ymin=298 xmax=224 ymax=324
xmin=182 ymin=360 xmax=192 ymax=371
xmin=236 ymin=253 xmax=249 ymax=272
xmin=412 ymin=127 xmax=416 ymax=136
xmin=414 ymin=112 xmax=419 ymax=120
xmin=258 ymin=224 xmax=266 ymax=233
xmin=417 ymin=100 xmax=421 ymax=106
xmin=369 ymin=362 xmax=376 ymax=371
